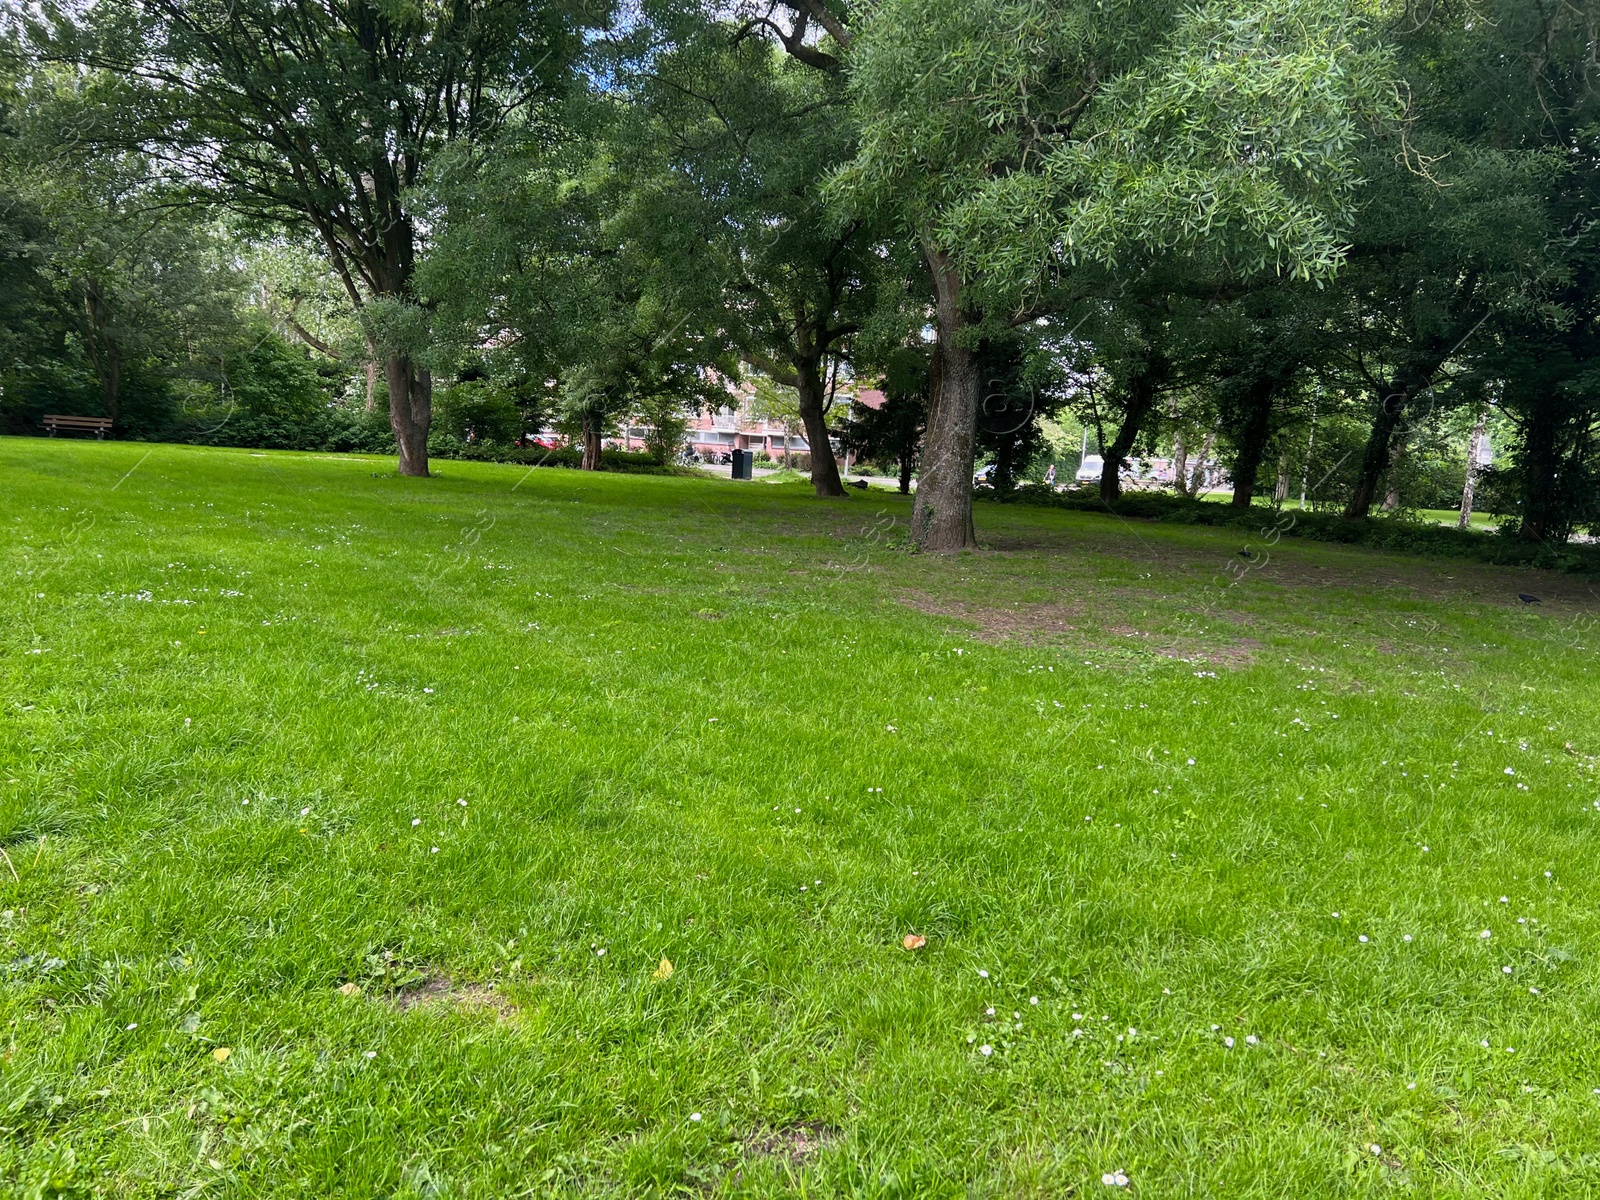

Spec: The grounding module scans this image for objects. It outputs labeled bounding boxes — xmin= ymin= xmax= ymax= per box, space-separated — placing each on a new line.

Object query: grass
xmin=1416 ymin=508 xmax=1500 ymax=533
xmin=4 ymin=436 xmax=1600 ymax=1198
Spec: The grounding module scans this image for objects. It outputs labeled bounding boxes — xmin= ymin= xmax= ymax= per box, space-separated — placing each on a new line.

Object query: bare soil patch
xmin=898 ymin=590 xmax=1258 ymax=667
xmin=898 ymin=590 xmax=1082 ymax=641
xmin=389 ymin=976 xmax=516 ymax=1018
xmin=1107 ymin=623 xmax=1262 ymax=669
xmin=742 ymin=1122 xmax=838 ymax=1168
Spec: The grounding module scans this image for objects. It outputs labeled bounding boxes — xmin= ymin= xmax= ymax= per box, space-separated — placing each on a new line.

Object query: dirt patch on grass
xmin=742 ymin=1122 xmax=838 ymax=1167
xmin=389 ymin=976 xmax=516 ymax=1019
xmin=898 ymin=590 xmax=1258 ymax=667
xmin=1114 ymin=627 xmax=1261 ymax=669
xmin=898 ymin=590 xmax=1082 ymax=640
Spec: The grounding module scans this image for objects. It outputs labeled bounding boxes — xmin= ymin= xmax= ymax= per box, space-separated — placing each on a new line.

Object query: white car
xmin=1075 ymin=454 xmax=1105 ymax=483
xmin=1076 ymin=455 xmax=1184 ymax=489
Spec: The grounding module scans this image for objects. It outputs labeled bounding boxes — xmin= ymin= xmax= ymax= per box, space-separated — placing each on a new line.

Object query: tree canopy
xmin=5 ymin=0 xmax=1599 ymax=547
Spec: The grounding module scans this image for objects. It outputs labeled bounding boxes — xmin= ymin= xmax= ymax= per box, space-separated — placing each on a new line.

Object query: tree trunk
xmin=1100 ymin=354 xmax=1166 ymax=502
xmin=81 ymin=282 xmax=121 ymax=423
xmin=994 ymin=435 xmax=1017 ymax=498
xmin=1228 ymin=375 xmax=1278 ymax=509
xmin=1190 ymin=428 xmax=1218 ymax=493
xmin=1345 ymin=375 xmax=1422 ymax=518
xmin=364 ymin=336 xmax=381 ymax=414
xmin=912 ymin=246 xmax=980 ymax=551
xmin=1516 ymin=406 xmax=1560 ymax=542
xmin=1381 ymin=434 xmax=1406 ymax=512
xmin=384 ymin=354 xmax=432 ymax=476
xmin=1458 ymin=402 xmax=1488 ymax=529
xmin=581 ymin=414 xmax=602 ymax=471
xmin=898 ymin=451 xmax=914 ymax=495
xmin=1273 ymin=453 xmax=1290 ymax=506
xmin=101 ymin=343 xmax=123 ymax=425
xmin=795 ymin=352 xmax=845 ymax=497
xmin=1171 ymin=428 xmax=1189 ymax=497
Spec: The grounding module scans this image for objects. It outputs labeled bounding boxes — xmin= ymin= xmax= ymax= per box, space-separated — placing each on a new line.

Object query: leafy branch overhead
xmin=838 ymin=0 xmax=1400 ymax=308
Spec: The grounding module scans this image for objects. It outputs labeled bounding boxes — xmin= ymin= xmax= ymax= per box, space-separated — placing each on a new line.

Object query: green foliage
xmin=836 ymin=0 xmax=1400 ymax=307
xmin=433 ymin=378 xmax=524 ymax=445
xmin=633 ymin=390 xmax=694 ymax=464
xmin=838 ymin=346 xmax=929 ymax=491
xmin=424 ymin=89 xmax=735 ymax=466
xmin=746 ymin=378 xmax=803 ymax=434
xmin=0 ymin=63 xmax=251 ymax=429
xmin=428 ymin=439 xmax=685 ymax=473
xmin=5 ymin=0 xmax=1599 ymax=540
xmin=614 ymin=8 xmax=908 ymax=480
xmin=973 ymin=330 xmax=1072 ymax=495
xmin=168 ymin=333 xmax=364 ymax=451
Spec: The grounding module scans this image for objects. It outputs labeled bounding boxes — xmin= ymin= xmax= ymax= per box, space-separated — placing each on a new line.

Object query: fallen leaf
xmin=338 ymin=982 xmax=362 ymax=997
xmin=651 ymin=958 xmax=674 ymax=981
xmin=212 ymin=1046 xmax=231 ymax=1063
xmin=903 ymin=934 xmax=926 ymax=951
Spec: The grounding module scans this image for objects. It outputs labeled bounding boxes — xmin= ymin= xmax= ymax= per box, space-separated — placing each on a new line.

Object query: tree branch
xmin=740 ymin=349 xmax=801 ymax=387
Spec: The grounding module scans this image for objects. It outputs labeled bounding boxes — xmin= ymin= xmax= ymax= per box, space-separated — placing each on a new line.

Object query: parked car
xmin=1075 ymin=455 xmax=1187 ymax=490
xmin=1074 ymin=455 xmax=1105 ymax=483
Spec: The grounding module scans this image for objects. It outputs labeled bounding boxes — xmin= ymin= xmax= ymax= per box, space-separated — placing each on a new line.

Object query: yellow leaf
xmin=651 ymin=958 xmax=674 ymax=981
xmin=338 ymin=982 xmax=362 ymax=997
xmin=212 ymin=1047 xmax=231 ymax=1063
xmin=903 ymin=934 xmax=927 ymax=951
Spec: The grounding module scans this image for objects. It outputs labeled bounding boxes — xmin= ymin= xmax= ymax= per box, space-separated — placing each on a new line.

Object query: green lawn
xmin=1415 ymin=508 xmax=1501 ymax=533
xmin=5 ymin=438 xmax=1600 ymax=1198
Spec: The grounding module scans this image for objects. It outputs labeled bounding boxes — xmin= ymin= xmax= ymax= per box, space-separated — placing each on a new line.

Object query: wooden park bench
xmin=43 ymin=415 xmax=114 ymax=439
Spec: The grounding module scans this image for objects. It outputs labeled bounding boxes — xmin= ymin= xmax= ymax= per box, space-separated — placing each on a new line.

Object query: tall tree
xmin=973 ymin=329 xmax=1069 ymax=497
xmin=1204 ymin=288 xmax=1311 ymax=508
xmin=620 ymin=11 xmax=898 ymax=497
xmin=0 ymin=63 xmax=69 ymax=414
xmin=840 ymin=344 xmax=928 ymax=493
xmin=31 ymin=0 xmax=600 ymax=475
xmin=1324 ymin=145 xmax=1546 ymax=518
xmin=1310 ymin=1 xmax=1558 ymax=520
xmin=2 ymin=68 xmax=245 ymax=427
xmin=422 ymin=85 xmax=736 ymax=470
xmin=832 ymin=0 xmax=1396 ymax=548
xmin=1453 ymin=0 xmax=1600 ymax=543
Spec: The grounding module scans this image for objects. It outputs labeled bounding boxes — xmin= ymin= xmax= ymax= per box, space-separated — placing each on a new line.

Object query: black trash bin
xmin=731 ymin=448 xmax=754 ymax=480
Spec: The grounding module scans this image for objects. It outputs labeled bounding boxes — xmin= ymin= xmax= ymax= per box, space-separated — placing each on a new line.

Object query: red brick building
xmin=616 ymin=383 xmax=886 ymax=463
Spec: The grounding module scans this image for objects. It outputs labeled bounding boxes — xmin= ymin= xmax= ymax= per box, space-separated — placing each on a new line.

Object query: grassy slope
xmin=3 ymin=437 xmax=1600 ymax=1198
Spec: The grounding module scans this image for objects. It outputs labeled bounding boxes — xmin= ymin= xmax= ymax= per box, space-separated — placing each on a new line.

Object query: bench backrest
xmin=44 ymin=415 xmax=114 ymax=428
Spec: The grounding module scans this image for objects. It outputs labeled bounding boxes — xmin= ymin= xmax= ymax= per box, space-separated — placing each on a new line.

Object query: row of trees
xmin=3 ymin=1 xmax=1597 ymax=547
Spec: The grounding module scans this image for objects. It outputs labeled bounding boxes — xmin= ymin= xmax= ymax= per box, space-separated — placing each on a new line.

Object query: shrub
xmin=433 ymin=378 xmax=523 ymax=443
xmin=428 ymin=440 xmax=691 ymax=474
